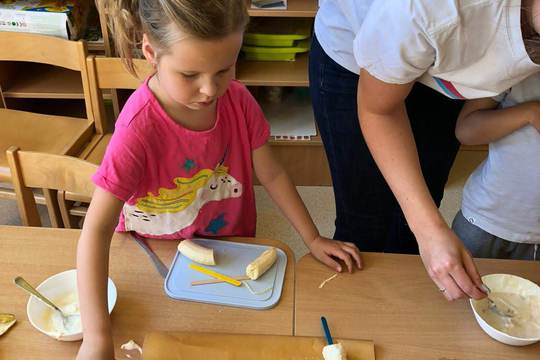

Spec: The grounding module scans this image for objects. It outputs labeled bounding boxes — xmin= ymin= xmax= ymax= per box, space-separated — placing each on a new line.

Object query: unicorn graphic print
xmin=123 ymin=158 xmax=242 ymax=236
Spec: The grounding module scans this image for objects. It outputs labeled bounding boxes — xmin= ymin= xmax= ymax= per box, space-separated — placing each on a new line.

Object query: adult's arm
xmin=357 ymin=69 xmax=486 ymax=301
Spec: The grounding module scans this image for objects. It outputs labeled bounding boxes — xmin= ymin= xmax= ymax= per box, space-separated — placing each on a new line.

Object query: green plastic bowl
xmin=243 ymin=18 xmax=312 ymax=47
xmin=241 ymin=39 xmax=310 ymax=61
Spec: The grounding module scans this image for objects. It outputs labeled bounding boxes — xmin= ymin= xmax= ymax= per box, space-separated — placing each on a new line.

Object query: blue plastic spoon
xmin=320 ymin=316 xmax=334 ymax=345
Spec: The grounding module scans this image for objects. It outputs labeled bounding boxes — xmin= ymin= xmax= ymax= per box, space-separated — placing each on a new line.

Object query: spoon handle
xmin=321 ymin=316 xmax=334 ymax=345
xmin=14 ymin=276 xmax=63 ymax=313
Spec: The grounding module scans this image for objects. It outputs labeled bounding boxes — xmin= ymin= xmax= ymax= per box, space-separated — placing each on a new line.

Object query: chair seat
xmin=0 ymin=108 xmax=94 ymax=182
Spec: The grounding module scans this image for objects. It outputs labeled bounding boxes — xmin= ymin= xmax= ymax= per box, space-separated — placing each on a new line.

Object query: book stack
xmin=0 ymin=0 xmax=89 ymax=39
xmin=251 ymin=0 xmax=287 ymax=10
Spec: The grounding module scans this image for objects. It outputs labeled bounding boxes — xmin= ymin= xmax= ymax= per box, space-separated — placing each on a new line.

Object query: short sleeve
xmin=92 ymin=124 xmax=146 ymax=202
xmin=353 ymin=2 xmax=435 ymax=84
xmin=239 ymin=85 xmax=271 ymax=150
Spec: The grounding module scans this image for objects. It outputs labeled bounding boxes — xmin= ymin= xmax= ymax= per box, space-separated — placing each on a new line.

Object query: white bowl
xmin=470 ymin=273 xmax=540 ymax=346
xmin=26 ymin=269 xmax=117 ymax=341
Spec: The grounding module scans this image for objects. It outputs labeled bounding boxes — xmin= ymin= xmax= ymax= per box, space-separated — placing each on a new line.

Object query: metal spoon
xmin=482 ymin=284 xmax=516 ymax=318
xmin=13 ymin=276 xmax=78 ymax=327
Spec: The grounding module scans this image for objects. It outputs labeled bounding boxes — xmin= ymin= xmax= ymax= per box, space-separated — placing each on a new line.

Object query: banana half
xmin=246 ymin=247 xmax=278 ymax=280
xmin=178 ymin=239 xmax=216 ymax=265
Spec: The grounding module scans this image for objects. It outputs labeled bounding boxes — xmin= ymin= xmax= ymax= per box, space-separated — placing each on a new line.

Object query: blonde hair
xmin=99 ymin=0 xmax=249 ymax=74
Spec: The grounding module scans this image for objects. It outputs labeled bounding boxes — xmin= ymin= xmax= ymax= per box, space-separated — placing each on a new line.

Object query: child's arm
xmin=456 ymin=97 xmax=540 ymax=145
xmin=253 ymin=143 xmax=362 ymax=272
xmin=76 ymin=187 xmax=124 ymax=360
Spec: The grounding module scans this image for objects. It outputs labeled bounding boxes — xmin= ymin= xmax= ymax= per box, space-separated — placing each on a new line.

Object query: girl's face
xmin=143 ymin=30 xmax=243 ymax=111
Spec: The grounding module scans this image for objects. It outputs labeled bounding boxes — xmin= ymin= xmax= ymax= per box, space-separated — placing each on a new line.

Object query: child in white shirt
xmin=453 ymin=74 xmax=540 ymax=261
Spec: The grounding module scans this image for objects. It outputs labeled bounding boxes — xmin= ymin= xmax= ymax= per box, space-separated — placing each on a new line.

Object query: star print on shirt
xmin=205 ymin=213 xmax=227 ymax=234
xmin=183 ymin=159 xmax=195 ymax=171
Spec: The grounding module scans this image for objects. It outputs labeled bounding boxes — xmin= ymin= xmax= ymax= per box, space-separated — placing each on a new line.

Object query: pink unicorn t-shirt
xmin=93 ymin=79 xmax=270 ymax=239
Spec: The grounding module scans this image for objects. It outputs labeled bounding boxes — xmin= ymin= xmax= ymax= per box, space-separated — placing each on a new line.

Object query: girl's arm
xmin=357 ymin=69 xmax=485 ymax=301
xmin=456 ymin=97 xmax=540 ymax=145
xmin=76 ymin=187 xmax=124 ymax=360
xmin=253 ymin=143 xmax=362 ymax=272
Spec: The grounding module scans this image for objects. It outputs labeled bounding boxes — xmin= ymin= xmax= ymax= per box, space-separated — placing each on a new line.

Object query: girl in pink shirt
xmin=77 ymin=1 xmax=361 ymax=358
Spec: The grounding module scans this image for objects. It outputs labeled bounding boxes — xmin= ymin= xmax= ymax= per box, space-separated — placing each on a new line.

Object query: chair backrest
xmin=0 ymin=32 xmax=94 ymax=125
xmin=6 ymin=146 xmax=97 ymax=227
xmin=87 ymin=56 xmax=154 ymax=134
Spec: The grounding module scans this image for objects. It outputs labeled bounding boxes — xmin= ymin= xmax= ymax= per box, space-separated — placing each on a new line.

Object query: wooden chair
xmin=60 ymin=56 xmax=153 ymax=227
xmin=6 ymin=147 xmax=97 ymax=227
xmin=0 ymin=32 xmax=98 ymax=226
xmin=79 ymin=56 xmax=153 ymax=164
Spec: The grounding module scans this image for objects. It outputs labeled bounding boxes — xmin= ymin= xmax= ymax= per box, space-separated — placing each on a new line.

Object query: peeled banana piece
xmin=0 ymin=313 xmax=16 ymax=336
xmin=245 ymin=247 xmax=277 ymax=280
xmin=322 ymin=343 xmax=347 ymax=360
xmin=178 ymin=239 xmax=215 ymax=265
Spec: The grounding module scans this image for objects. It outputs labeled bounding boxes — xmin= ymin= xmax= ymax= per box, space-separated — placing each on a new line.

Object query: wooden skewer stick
xmin=191 ymin=275 xmax=251 ymax=286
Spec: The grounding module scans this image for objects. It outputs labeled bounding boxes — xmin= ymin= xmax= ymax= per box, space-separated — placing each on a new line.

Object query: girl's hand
xmin=308 ymin=236 xmax=362 ymax=273
xmin=416 ymin=225 xmax=486 ymax=301
xmin=77 ymin=335 xmax=114 ymax=360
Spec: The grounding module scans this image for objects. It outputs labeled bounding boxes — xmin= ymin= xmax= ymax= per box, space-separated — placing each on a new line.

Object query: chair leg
xmin=43 ymin=189 xmax=63 ymax=228
xmin=58 ymin=191 xmax=76 ymax=228
xmin=0 ymin=84 xmax=6 ymax=108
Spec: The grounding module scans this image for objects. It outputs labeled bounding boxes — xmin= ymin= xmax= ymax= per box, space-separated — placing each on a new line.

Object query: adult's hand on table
xmin=417 ymin=225 xmax=487 ymax=301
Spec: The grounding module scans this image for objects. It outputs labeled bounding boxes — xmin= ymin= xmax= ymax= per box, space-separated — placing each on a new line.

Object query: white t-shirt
xmin=315 ymin=0 xmax=540 ymax=99
xmin=461 ymin=74 xmax=540 ymax=243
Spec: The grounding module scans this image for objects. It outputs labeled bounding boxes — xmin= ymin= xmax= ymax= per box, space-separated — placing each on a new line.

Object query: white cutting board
xmin=164 ymin=238 xmax=287 ymax=309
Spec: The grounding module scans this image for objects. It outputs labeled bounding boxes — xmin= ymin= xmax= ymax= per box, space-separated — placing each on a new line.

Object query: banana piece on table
xmin=0 ymin=314 xmax=16 ymax=337
xmin=322 ymin=343 xmax=347 ymax=360
xmin=178 ymin=239 xmax=215 ymax=265
xmin=245 ymin=247 xmax=277 ymax=280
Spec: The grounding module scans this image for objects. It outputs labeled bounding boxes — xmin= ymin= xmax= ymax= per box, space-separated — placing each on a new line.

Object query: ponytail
xmin=99 ymin=0 xmax=249 ymax=76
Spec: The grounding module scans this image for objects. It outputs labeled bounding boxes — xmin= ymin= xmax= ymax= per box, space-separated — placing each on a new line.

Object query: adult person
xmin=309 ymin=0 xmax=540 ymax=300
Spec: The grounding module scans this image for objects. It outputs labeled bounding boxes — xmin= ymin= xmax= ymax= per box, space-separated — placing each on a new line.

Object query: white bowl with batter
xmin=26 ymin=269 xmax=117 ymax=341
xmin=470 ymin=273 xmax=540 ymax=346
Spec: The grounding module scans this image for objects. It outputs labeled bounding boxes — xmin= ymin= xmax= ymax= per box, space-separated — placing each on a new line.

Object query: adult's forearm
xmin=358 ymin=105 xmax=446 ymax=238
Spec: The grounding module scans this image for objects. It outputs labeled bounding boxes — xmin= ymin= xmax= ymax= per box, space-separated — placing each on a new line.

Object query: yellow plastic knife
xmin=189 ymin=263 xmax=242 ymax=287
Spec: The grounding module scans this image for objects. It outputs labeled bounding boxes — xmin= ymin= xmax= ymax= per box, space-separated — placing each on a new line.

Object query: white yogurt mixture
xmin=121 ymin=339 xmax=143 ymax=354
xmin=480 ymin=292 xmax=540 ymax=338
xmin=44 ymin=292 xmax=81 ymax=338
xmin=322 ymin=343 xmax=347 ymax=360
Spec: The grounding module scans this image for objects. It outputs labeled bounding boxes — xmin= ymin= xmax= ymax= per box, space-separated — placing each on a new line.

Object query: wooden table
xmin=295 ymin=253 xmax=540 ymax=360
xmin=0 ymin=226 xmax=295 ymax=359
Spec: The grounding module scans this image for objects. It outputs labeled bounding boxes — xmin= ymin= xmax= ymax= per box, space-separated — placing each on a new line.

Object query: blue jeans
xmin=309 ymin=35 xmax=464 ymax=253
